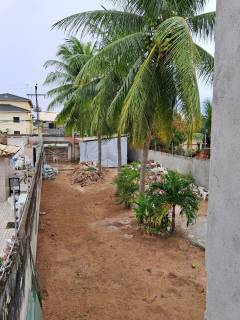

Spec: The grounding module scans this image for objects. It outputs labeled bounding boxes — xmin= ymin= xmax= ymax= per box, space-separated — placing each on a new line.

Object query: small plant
xmin=149 ymin=171 xmax=200 ymax=232
xmin=134 ymin=171 xmax=199 ymax=234
xmin=115 ymin=162 xmax=140 ymax=208
xmin=135 ymin=192 xmax=171 ymax=233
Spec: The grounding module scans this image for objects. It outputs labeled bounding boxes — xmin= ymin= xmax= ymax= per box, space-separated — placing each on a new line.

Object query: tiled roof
xmin=0 ymin=93 xmax=32 ymax=106
xmin=0 ymin=104 xmax=29 ymax=113
xmin=0 ymin=144 xmax=20 ymax=157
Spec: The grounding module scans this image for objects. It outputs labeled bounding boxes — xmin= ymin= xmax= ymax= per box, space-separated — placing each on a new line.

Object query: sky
xmin=0 ymin=0 xmax=216 ymax=111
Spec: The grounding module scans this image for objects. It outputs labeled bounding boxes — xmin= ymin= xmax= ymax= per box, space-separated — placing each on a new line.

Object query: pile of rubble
xmin=146 ymin=161 xmax=168 ymax=184
xmin=145 ymin=160 xmax=209 ymax=200
xmin=70 ymin=161 xmax=104 ymax=187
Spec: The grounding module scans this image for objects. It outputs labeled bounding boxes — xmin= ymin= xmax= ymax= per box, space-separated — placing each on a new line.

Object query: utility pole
xmin=27 ymin=84 xmax=45 ymax=135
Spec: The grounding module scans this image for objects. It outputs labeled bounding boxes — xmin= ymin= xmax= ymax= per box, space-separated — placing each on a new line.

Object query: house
xmin=38 ymin=111 xmax=64 ymax=136
xmin=0 ymin=93 xmax=33 ymax=135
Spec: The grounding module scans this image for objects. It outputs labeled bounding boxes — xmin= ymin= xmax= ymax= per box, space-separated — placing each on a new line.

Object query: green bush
xmin=135 ymin=190 xmax=171 ymax=233
xmin=115 ymin=162 xmax=140 ymax=208
xmin=135 ymin=171 xmax=200 ymax=233
xmin=149 ymin=171 xmax=200 ymax=232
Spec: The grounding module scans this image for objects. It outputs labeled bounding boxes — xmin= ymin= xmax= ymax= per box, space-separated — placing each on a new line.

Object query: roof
xmin=76 ymin=135 xmax=128 ymax=142
xmin=0 ymin=93 xmax=33 ymax=107
xmin=39 ymin=111 xmax=58 ymax=122
xmin=0 ymin=144 xmax=20 ymax=157
xmin=0 ymin=104 xmax=30 ymax=113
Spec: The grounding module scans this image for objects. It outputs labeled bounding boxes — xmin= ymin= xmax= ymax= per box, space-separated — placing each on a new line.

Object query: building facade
xmin=0 ymin=93 xmax=33 ymax=135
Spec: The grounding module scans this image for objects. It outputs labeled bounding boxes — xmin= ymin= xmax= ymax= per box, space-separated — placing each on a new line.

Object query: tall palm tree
xmin=54 ymin=0 xmax=215 ymax=191
xmin=44 ymin=37 xmax=94 ymax=110
xmin=44 ymin=38 xmax=105 ymax=168
xmin=44 ymin=37 xmax=125 ymax=173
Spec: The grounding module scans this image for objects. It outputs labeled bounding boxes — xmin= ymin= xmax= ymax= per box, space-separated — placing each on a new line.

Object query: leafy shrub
xmin=149 ymin=171 xmax=200 ymax=232
xmin=115 ymin=162 xmax=140 ymax=208
xmin=135 ymin=192 xmax=171 ymax=233
xmin=135 ymin=171 xmax=200 ymax=233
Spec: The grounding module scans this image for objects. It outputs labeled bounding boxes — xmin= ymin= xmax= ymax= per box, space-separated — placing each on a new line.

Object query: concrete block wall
xmin=7 ymin=136 xmax=40 ymax=148
xmin=128 ymin=149 xmax=209 ymax=188
xmin=206 ymin=0 xmax=240 ymax=318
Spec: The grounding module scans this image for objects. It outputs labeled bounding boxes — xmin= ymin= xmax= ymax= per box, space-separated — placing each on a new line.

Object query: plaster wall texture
xmin=7 ymin=136 xmax=40 ymax=148
xmin=206 ymin=1 xmax=240 ymax=319
xmin=0 ymin=100 xmax=32 ymax=112
xmin=0 ymin=111 xmax=33 ymax=135
xmin=0 ymin=158 xmax=13 ymax=202
xmin=128 ymin=149 xmax=209 ymax=188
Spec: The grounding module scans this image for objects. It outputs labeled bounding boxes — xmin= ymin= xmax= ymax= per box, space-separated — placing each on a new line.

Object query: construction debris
xmin=69 ymin=161 xmax=104 ymax=187
xmin=0 ymin=144 xmax=20 ymax=157
xmin=145 ymin=160 xmax=209 ymax=200
xmin=145 ymin=160 xmax=168 ymax=185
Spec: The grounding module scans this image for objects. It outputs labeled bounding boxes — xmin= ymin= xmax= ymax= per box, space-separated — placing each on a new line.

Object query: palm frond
xmin=188 ymin=11 xmax=215 ymax=41
xmin=43 ymin=60 xmax=69 ymax=71
xmin=111 ymin=0 xmax=207 ymax=18
xmin=107 ymin=56 xmax=144 ymax=123
xmin=166 ymin=0 xmax=207 ymax=16
xmin=120 ymin=46 xmax=157 ymax=145
xmin=53 ymin=10 xmax=146 ymax=38
xmin=47 ymin=87 xmax=73 ymax=110
xmin=75 ymin=32 xmax=146 ymax=83
xmin=195 ymin=44 xmax=214 ymax=84
xmin=154 ymin=16 xmax=201 ymax=132
xmin=44 ymin=71 xmax=72 ymax=86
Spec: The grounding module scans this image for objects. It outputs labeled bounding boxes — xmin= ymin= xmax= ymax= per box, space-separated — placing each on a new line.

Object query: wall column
xmin=206 ymin=1 xmax=240 ymax=319
xmin=0 ymin=158 xmax=12 ymax=202
xmin=68 ymin=143 xmax=72 ymax=162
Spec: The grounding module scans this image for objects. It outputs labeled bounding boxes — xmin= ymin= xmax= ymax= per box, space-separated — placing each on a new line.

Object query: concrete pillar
xmin=0 ymin=158 xmax=12 ymax=202
xmin=206 ymin=1 xmax=240 ymax=319
xmin=68 ymin=143 xmax=72 ymax=162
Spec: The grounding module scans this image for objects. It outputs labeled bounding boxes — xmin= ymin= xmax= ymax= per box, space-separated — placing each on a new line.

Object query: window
xmin=48 ymin=123 xmax=55 ymax=129
xmin=13 ymin=117 xmax=20 ymax=123
xmin=14 ymin=131 xmax=20 ymax=135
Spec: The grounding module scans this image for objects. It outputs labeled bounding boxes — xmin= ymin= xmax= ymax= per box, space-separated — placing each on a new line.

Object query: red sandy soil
xmin=37 ymin=170 xmax=206 ymax=320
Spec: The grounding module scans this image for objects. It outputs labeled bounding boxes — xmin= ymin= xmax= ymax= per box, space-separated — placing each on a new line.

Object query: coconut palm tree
xmin=44 ymin=37 xmax=95 ymax=110
xmin=44 ymin=38 xmax=105 ymax=169
xmin=44 ymin=37 xmax=125 ymax=173
xmin=54 ymin=0 xmax=215 ymax=191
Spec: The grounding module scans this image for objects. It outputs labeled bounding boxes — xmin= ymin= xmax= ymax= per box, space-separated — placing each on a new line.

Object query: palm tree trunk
xmin=98 ymin=135 xmax=102 ymax=173
xmin=117 ymin=133 xmax=122 ymax=173
xmin=171 ymin=204 xmax=176 ymax=233
xmin=139 ymin=133 xmax=151 ymax=193
xmin=72 ymin=129 xmax=75 ymax=162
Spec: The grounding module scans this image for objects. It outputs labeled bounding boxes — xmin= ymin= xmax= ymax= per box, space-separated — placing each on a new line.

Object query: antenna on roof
xmin=27 ymin=84 xmax=46 ymax=135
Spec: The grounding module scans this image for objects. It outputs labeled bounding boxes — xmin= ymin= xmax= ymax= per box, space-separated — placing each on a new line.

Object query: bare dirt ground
xmin=37 ymin=170 xmax=206 ymax=320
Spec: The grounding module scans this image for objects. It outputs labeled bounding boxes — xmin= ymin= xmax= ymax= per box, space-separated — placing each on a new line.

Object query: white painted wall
xmin=128 ymin=149 xmax=209 ymax=188
xmin=0 ymin=158 xmax=13 ymax=202
xmin=80 ymin=136 xmax=128 ymax=167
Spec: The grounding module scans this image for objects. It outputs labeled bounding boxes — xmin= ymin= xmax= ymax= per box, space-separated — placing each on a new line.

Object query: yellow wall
xmin=0 ymin=100 xmax=32 ymax=112
xmin=0 ymin=111 xmax=33 ymax=134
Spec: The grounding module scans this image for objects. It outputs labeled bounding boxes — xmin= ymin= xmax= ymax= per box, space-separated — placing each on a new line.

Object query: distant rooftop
xmin=0 ymin=104 xmax=30 ymax=113
xmin=0 ymin=93 xmax=32 ymax=107
xmin=39 ymin=111 xmax=58 ymax=122
xmin=0 ymin=144 xmax=20 ymax=157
